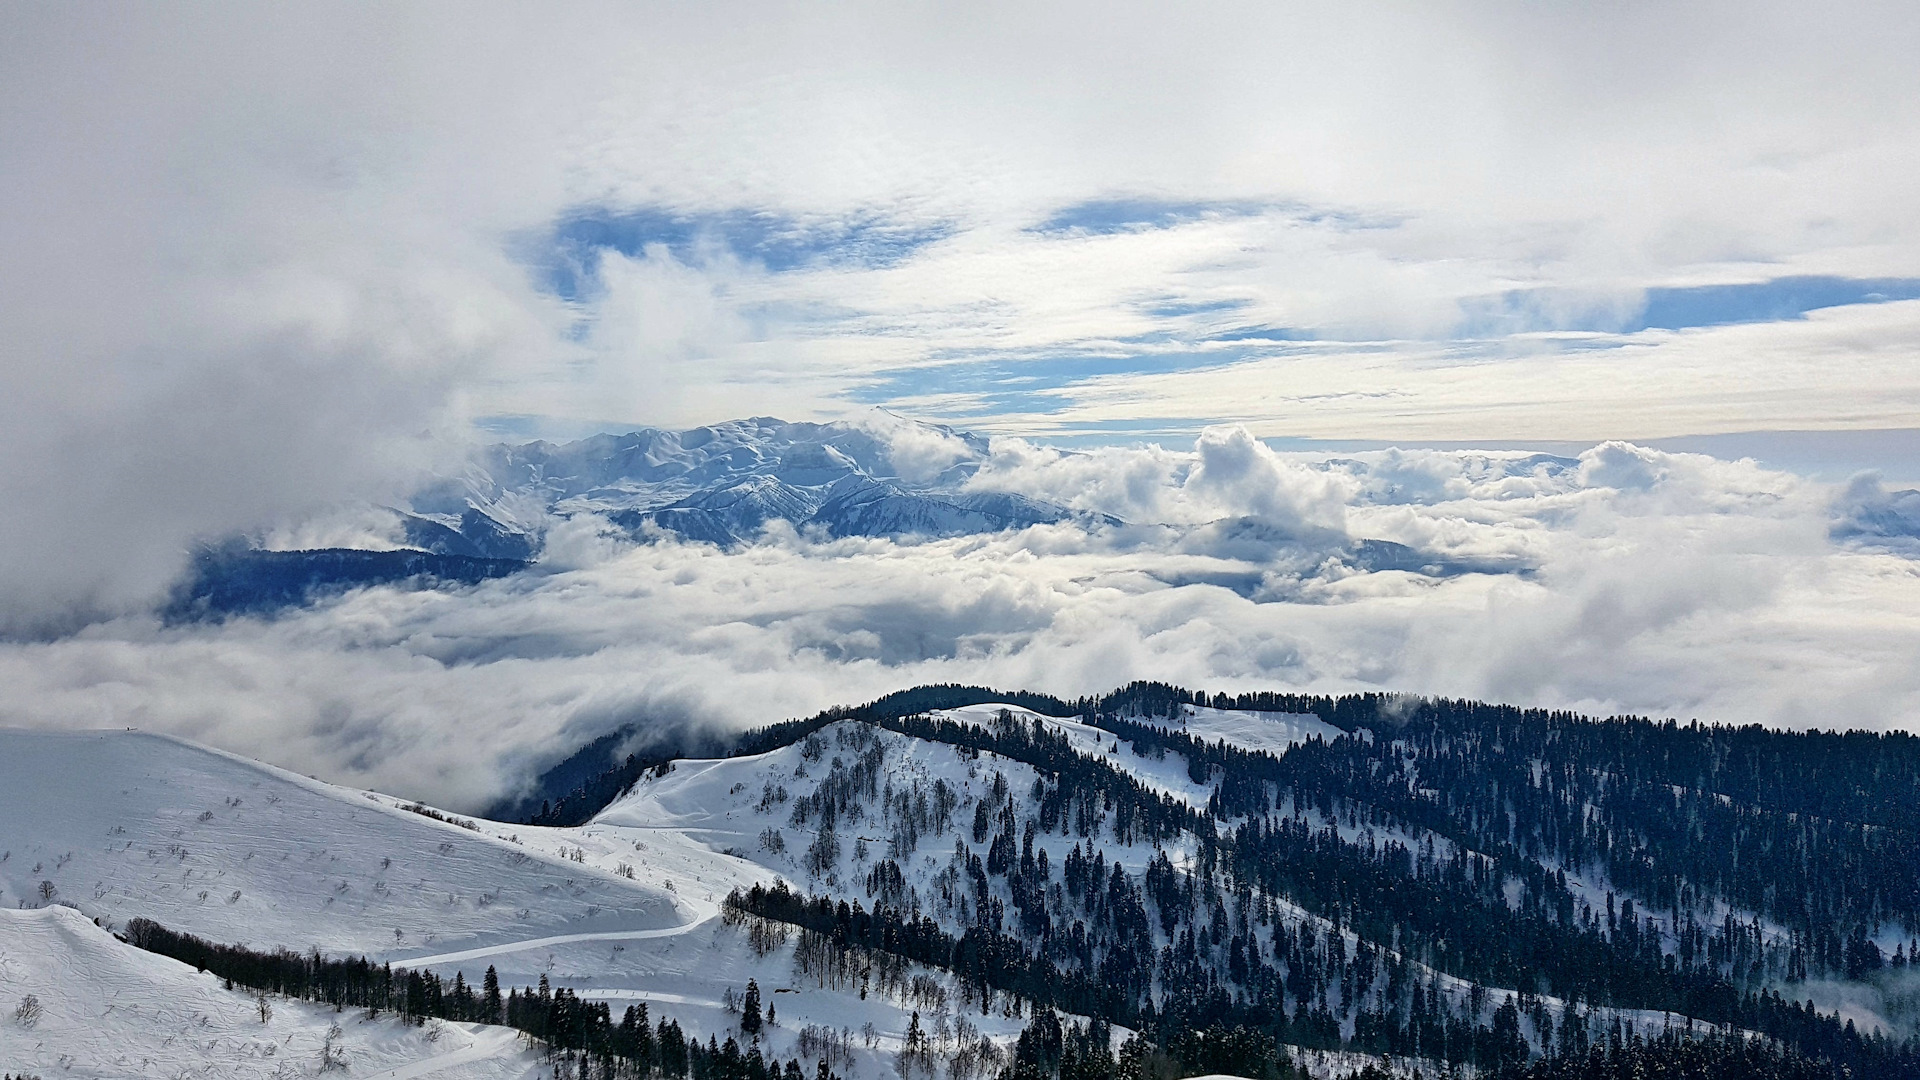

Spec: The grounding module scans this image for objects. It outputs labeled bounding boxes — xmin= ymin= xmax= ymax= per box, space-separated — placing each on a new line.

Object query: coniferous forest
xmin=100 ymin=682 xmax=1920 ymax=1079
xmin=530 ymin=682 xmax=1920 ymax=1079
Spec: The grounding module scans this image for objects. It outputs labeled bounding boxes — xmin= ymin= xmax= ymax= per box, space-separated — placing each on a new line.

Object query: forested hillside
xmin=542 ymin=683 xmax=1920 ymax=1078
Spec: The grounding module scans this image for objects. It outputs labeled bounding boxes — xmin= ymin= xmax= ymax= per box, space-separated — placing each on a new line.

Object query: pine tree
xmin=742 ymin=978 xmax=763 ymax=1035
xmin=482 ymin=965 xmax=502 ymax=1024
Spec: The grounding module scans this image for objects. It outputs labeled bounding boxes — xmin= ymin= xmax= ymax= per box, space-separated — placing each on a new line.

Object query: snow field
xmin=408 ymin=912 xmax=1036 ymax=1080
xmin=0 ymin=730 xmax=682 ymax=960
xmin=1146 ymin=705 xmax=1344 ymax=758
xmin=0 ymin=905 xmax=540 ymax=1080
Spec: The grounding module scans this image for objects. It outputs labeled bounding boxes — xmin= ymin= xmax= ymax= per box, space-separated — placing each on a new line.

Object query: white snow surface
xmin=0 ymin=905 xmax=540 ymax=1080
xmin=0 ymin=729 xmax=684 ymax=959
xmin=0 ymin=713 xmax=1719 ymax=1077
xmin=934 ymin=703 xmax=1219 ymax=808
xmin=0 ymin=726 xmax=1036 ymax=1077
xmin=1144 ymin=704 xmax=1343 ymax=758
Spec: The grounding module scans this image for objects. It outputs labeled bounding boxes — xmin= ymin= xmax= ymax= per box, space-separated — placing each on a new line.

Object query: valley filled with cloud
xmin=4 ymin=3 xmax=1920 ymax=813
xmin=2 ymin=419 xmax=1916 ymax=814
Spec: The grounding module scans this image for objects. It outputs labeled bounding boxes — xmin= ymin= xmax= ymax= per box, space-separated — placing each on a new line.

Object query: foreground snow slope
xmin=0 ymin=728 xmax=1037 ymax=1078
xmin=0 ymin=729 xmax=682 ymax=959
xmin=0 ymin=905 xmax=540 ymax=1080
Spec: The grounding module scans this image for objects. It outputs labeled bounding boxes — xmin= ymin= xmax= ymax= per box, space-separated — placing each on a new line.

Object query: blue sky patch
xmin=1634 ymin=276 xmax=1920 ymax=331
xmin=1463 ymin=275 xmax=1920 ymax=337
xmin=1031 ymin=198 xmax=1267 ymax=236
xmin=850 ymin=346 xmax=1266 ymax=416
xmin=538 ymin=206 xmax=952 ymax=300
xmin=1142 ymin=298 xmax=1252 ymax=318
xmin=1207 ymin=325 xmax=1318 ymax=343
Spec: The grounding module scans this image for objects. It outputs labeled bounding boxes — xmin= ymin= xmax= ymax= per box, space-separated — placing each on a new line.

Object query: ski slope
xmin=0 ymin=905 xmax=540 ymax=1080
xmin=0 ymin=729 xmax=684 ymax=959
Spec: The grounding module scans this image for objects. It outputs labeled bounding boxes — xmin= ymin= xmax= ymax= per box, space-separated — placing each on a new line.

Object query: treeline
xmin=729 ymin=881 xmax=1142 ymax=1028
xmin=122 ymin=917 xmax=839 ymax=1080
xmin=1489 ymin=1030 xmax=1874 ymax=1080
xmin=1085 ymin=681 xmax=1394 ymax=731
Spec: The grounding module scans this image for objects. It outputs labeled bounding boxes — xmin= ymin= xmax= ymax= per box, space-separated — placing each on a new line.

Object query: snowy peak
xmin=444 ymin=416 xmax=1087 ymax=547
xmin=470 ymin=416 xmax=981 ymax=509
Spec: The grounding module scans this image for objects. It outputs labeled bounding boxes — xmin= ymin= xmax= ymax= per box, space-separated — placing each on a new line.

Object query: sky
xmin=4 ymin=3 xmax=1920 ymax=808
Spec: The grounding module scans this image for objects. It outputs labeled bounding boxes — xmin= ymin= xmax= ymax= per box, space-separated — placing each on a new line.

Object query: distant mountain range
xmin=170 ymin=417 xmax=1518 ymax=618
xmin=426 ymin=416 xmax=1097 ymax=550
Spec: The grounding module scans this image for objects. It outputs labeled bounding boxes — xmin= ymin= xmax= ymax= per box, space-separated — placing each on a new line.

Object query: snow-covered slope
xmin=594 ymin=716 xmax=1198 ymax=899
xmin=937 ymin=703 xmax=1220 ymax=808
xmin=0 ymin=905 xmax=539 ymax=1080
xmin=0 ymin=726 xmax=1038 ymax=1079
xmin=1139 ymin=703 xmax=1343 ymax=757
xmin=0 ymin=730 xmax=684 ymax=959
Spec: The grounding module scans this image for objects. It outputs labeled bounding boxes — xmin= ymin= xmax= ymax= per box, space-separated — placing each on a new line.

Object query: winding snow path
xmin=396 ymin=895 xmax=720 ymax=968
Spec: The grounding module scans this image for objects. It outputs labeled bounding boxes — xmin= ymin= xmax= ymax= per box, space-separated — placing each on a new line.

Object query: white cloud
xmin=0 ymin=438 xmax=1913 ymax=814
xmin=5 ymin=4 xmax=1920 ymax=791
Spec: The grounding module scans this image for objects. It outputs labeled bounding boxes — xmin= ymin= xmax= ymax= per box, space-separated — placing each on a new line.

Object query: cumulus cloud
xmin=6 ymin=6 xmax=1920 ymax=807
xmin=966 ymin=426 xmax=1348 ymax=534
xmin=0 ymin=437 xmax=1913 ymax=814
xmin=9 ymin=2 xmax=1920 ymax=631
xmin=1832 ymin=473 xmax=1920 ymax=555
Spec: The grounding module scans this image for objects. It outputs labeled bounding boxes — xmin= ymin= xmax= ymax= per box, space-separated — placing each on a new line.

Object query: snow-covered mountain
xmin=7 ymin=680 xmax=1913 ymax=1079
xmin=0 ymin=726 xmax=1045 ymax=1080
xmin=434 ymin=416 xmax=1096 ymax=549
xmin=168 ymin=417 xmax=1541 ymax=620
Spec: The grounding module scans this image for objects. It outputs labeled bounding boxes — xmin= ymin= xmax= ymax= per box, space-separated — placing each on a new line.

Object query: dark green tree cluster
xmin=1490 ymin=1029 xmax=1878 ymax=1080
xmin=122 ymin=917 xmax=841 ymax=1080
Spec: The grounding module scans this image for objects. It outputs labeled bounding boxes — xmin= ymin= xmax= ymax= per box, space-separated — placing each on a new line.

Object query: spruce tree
xmin=741 ymin=978 xmax=763 ymax=1035
xmin=482 ymin=965 xmax=502 ymax=1025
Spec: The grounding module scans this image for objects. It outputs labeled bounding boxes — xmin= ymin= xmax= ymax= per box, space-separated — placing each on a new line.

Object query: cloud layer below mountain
xmin=6 ymin=4 xmax=1920 ymax=631
xmin=2 ymin=430 xmax=1916 ymax=813
xmin=5 ymin=6 xmax=1920 ymax=809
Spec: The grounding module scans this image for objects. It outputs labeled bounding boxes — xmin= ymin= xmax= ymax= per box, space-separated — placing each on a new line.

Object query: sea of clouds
xmin=5 ymin=4 xmax=1920 ymax=810
xmin=2 ymin=423 xmax=1917 ymax=813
